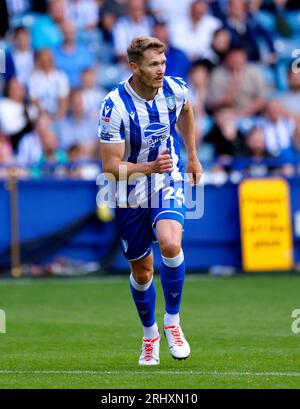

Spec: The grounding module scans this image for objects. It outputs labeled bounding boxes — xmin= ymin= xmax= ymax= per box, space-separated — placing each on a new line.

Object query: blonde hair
xmin=127 ymin=36 xmax=165 ymax=63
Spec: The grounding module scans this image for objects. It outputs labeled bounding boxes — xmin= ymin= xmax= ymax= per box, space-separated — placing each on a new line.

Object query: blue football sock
xmin=130 ymin=273 xmax=156 ymax=328
xmin=160 ymin=249 xmax=185 ymax=315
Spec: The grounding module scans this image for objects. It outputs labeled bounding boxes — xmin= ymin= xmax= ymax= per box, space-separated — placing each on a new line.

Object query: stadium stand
xmin=0 ymin=0 xmax=300 ymax=274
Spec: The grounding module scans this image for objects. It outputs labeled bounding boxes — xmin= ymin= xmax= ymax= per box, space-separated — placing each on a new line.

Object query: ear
xmin=129 ymin=61 xmax=139 ymax=75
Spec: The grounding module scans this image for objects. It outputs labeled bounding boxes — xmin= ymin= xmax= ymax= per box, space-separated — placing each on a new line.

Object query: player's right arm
xmin=101 ymin=143 xmax=173 ymax=180
xmin=99 ymin=99 xmax=172 ymax=179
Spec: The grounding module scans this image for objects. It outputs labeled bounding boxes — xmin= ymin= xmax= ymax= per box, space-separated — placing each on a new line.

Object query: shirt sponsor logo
xmin=143 ymin=122 xmax=170 ymax=148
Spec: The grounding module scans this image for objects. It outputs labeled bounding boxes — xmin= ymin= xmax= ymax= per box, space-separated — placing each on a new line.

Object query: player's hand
xmin=152 ymin=148 xmax=173 ymax=174
xmin=186 ymin=156 xmax=203 ymax=186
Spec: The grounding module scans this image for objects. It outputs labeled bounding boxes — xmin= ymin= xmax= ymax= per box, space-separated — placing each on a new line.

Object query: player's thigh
xmin=156 ymin=219 xmax=183 ymax=258
xmin=130 ymin=251 xmax=154 ymax=285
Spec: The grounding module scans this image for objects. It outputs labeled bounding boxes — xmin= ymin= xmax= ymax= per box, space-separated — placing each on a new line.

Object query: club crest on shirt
xmin=143 ymin=122 xmax=170 ymax=148
xmin=165 ymin=94 xmax=176 ymax=112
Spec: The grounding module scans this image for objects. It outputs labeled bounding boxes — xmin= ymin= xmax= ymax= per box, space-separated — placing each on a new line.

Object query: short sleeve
xmin=28 ymin=73 xmax=39 ymax=100
xmin=56 ymin=71 xmax=70 ymax=98
xmin=168 ymin=76 xmax=189 ymax=106
xmin=98 ymin=99 xmax=126 ymax=143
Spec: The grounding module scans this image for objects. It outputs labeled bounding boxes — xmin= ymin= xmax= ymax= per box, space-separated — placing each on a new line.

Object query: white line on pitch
xmin=0 ymin=370 xmax=300 ymax=377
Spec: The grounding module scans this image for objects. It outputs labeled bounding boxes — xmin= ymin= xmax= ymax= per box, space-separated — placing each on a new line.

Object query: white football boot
xmin=164 ymin=325 xmax=190 ymax=360
xmin=138 ymin=335 xmax=160 ymax=365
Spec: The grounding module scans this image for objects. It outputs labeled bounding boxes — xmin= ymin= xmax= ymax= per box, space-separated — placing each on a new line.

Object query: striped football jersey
xmin=98 ymin=76 xmax=188 ymax=206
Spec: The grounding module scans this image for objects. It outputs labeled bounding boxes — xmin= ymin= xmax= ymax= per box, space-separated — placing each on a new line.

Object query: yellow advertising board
xmin=239 ymin=178 xmax=293 ymax=272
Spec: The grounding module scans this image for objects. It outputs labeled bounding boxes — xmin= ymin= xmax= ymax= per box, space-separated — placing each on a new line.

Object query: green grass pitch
xmin=0 ymin=273 xmax=300 ymax=389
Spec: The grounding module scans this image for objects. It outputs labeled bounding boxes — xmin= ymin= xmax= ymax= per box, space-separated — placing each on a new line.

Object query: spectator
xmin=99 ymin=0 xmax=127 ymax=44
xmin=17 ymin=118 xmax=45 ymax=165
xmin=67 ymin=143 xmax=100 ymax=179
xmin=30 ymin=0 xmax=66 ymax=50
xmin=31 ymin=0 xmax=48 ymax=13
xmin=236 ymin=125 xmax=295 ymax=176
xmin=68 ymin=143 xmax=86 ymax=161
xmin=205 ymin=108 xmax=244 ymax=161
xmin=55 ymin=90 xmax=97 ymax=156
xmin=281 ymin=120 xmax=300 ymax=169
xmin=39 ymin=130 xmax=68 ymax=166
xmin=188 ymin=60 xmax=211 ymax=141
xmin=11 ymin=26 xmax=34 ymax=88
xmin=278 ymin=66 xmax=300 ymax=119
xmin=54 ymin=20 xmax=96 ymax=88
xmin=210 ymin=27 xmax=231 ymax=66
xmin=28 ymin=49 xmax=70 ymax=119
xmin=208 ymin=47 xmax=267 ymax=117
xmin=0 ymin=134 xmax=14 ymax=179
xmin=259 ymin=0 xmax=300 ymax=12
xmin=233 ymin=126 xmax=273 ymax=176
xmin=112 ymin=0 xmax=153 ymax=63
xmin=248 ymin=0 xmax=292 ymax=38
xmin=257 ymin=99 xmax=296 ymax=157
xmin=80 ymin=68 xmax=106 ymax=120
xmin=0 ymin=47 xmax=16 ymax=86
xmin=148 ymin=0 xmax=194 ymax=27
xmin=218 ymin=0 xmax=276 ymax=64
xmin=18 ymin=113 xmax=67 ymax=166
xmin=169 ymin=0 xmax=222 ymax=62
xmin=66 ymin=0 xmax=100 ymax=30
xmin=0 ymin=0 xmax=9 ymax=38
xmin=0 ymin=78 xmax=34 ymax=152
xmin=5 ymin=0 xmax=30 ymax=19
xmin=242 ymin=126 xmax=269 ymax=159
xmin=152 ymin=18 xmax=191 ymax=81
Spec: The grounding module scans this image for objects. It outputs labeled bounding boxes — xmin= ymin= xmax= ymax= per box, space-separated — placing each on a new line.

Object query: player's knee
xmin=132 ymin=267 xmax=154 ymax=285
xmin=160 ymin=240 xmax=181 ymax=258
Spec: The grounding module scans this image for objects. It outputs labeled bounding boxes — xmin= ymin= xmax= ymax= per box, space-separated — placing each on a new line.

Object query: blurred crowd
xmin=1 ymin=0 xmax=300 ymax=180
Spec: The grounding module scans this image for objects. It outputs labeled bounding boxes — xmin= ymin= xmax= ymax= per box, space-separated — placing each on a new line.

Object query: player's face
xmin=135 ymin=49 xmax=166 ymax=90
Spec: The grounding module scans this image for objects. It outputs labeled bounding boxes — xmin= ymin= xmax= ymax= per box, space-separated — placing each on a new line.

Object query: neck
xmin=63 ymin=41 xmax=75 ymax=50
xmin=192 ymin=16 xmax=202 ymax=25
xmin=130 ymin=76 xmax=159 ymax=101
xmin=253 ymin=151 xmax=263 ymax=158
xmin=131 ymin=15 xmax=142 ymax=24
xmin=73 ymin=112 xmax=83 ymax=121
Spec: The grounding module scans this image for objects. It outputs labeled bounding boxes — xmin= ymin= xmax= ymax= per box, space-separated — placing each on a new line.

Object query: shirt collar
xmin=125 ymin=76 xmax=163 ymax=102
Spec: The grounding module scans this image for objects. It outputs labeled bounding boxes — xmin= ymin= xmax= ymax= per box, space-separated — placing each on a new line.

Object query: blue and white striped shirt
xmin=99 ymin=76 xmax=189 ymax=205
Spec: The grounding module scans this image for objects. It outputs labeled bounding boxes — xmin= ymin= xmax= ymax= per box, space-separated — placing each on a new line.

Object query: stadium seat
xmin=275 ymin=58 xmax=291 ymax=91
xmin=284 ymin=11 xmax=300 ymax=38
xmin=97 ymin=63 xmax=130 ymax=90
xmin=255 ymin=11 xmax=276 ymax=33
xmin=9 ymin=12 xmax=38 ymax=29
xmin=274 ymin=37 xmax=299 ymax=59
xmin=253 ymin=63 xmax=276 ymax=90
xmin=236 ymin=117 xmax=257 ymax=134
xmin=201 ymin=115 xmax=214 ymax=136
xmin=78 ymin=29 xmax=114 ymax=64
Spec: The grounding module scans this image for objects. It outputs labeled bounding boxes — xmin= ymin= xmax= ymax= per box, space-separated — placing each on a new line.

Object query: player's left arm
xmin=177 ymin=100 xmax=203 ymax=185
